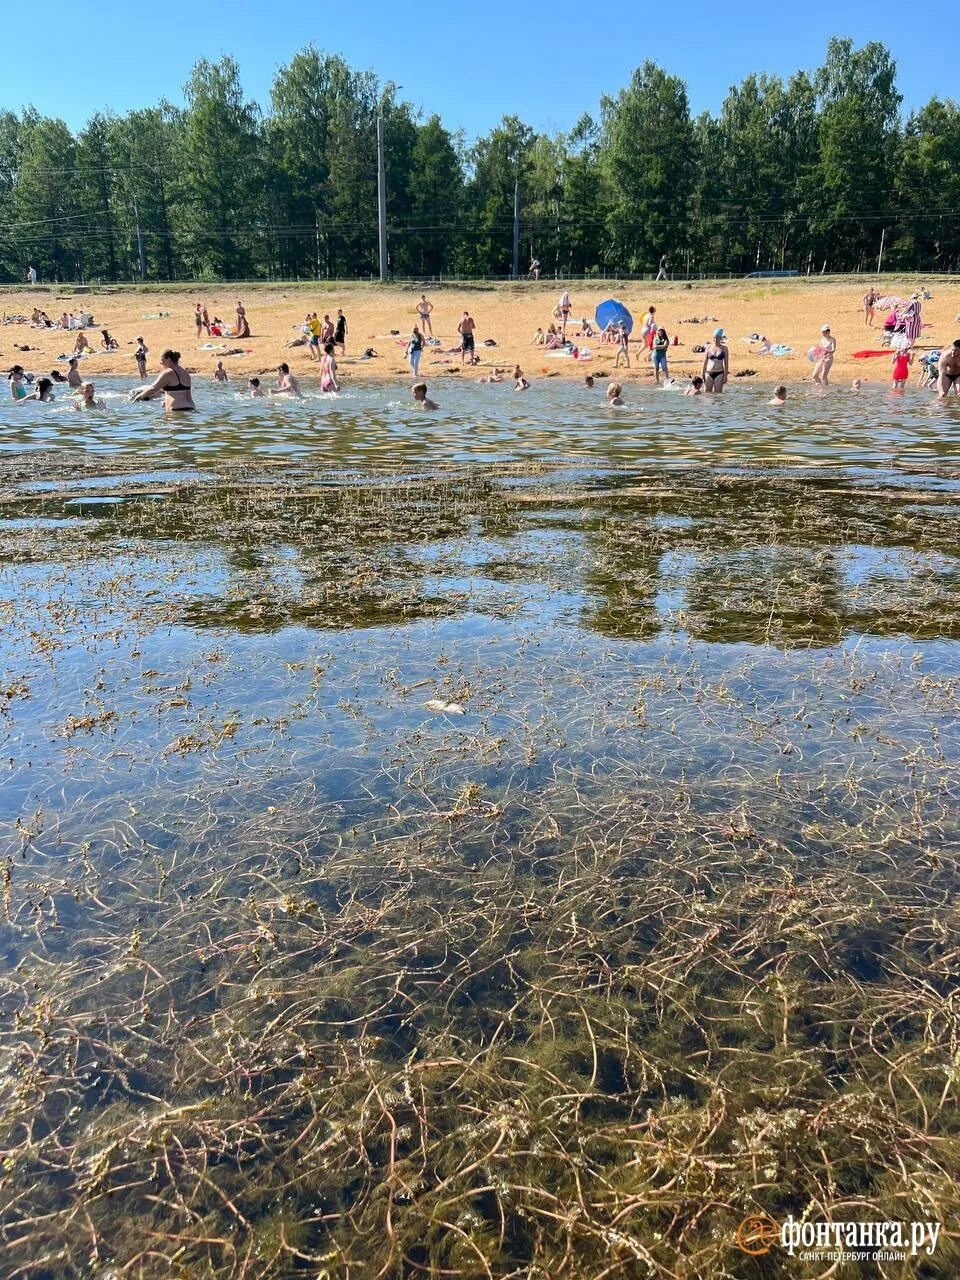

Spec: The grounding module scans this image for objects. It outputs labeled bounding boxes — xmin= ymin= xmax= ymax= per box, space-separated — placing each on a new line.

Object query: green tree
xmin=892 ymin=98 xmax=960 ymax=270
xmin=465 ymin=116 xmax=534 ymax=275
xmin=601 ymin=62 xmax=694 ymax=272
xmin=181 ymin=57 xmax=263 ymax=278
xmin=399 ymin=115 xmax=463 ymax=276
xmin=809 ymin=38 xmax=901 ymax=269
xmin=74 ymin=113 xmax=118 ymax=281
xmin=12 ymin=111 xmax=82 ymax=281
xmin=107 ymin=106 xmax=182 ymax=280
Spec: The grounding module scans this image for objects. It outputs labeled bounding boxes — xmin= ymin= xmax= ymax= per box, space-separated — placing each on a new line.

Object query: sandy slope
xmin=3 ymin=278 xmax=958 ymax=393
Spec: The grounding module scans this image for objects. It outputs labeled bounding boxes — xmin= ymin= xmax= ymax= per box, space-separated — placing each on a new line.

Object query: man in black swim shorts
xmin=458 ymin=311 xmax=476 ymax=367
xmin=938 ymin=339 xmax=960 ymax=398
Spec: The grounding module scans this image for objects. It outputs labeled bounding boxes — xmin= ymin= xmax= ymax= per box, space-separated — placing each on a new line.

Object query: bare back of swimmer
xmin=131 ymin=349 xmax=195 ymax=411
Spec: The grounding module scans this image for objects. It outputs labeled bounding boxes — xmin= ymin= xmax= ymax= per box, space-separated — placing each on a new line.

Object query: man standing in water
xmin=458 ymin=311 xmax=476 ymax=367
xmin=272 ymin=363 xmax=303 ymax=397
xmin=938 ymin=339 xmax=960 ymax=397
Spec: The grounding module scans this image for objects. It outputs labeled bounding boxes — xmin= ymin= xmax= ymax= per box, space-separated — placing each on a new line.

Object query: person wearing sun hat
xmin=702 ymin=326 xmax=729 ymax=392
xmin=813 ymin=323 xmax=837 ymax=386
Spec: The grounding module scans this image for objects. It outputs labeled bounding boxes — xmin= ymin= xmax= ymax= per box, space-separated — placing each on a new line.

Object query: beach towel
xmin=851 ymin=350 xmax=891 ymax=359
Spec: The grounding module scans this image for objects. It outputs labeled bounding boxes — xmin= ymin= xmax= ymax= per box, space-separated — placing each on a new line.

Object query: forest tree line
xmin=2 ymin=37 xmax=959 ymax=284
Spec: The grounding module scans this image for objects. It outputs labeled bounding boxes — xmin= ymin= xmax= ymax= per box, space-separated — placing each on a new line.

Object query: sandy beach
xmin=3 ymin=277 xmax=958 ymax=392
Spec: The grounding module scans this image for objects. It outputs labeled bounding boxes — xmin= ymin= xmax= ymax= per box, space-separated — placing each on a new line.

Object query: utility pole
xmin=133 ymin=196 xmax=146 ymax=280
xmin=512 ymin=178 xmax=520 ymax=280
xmin=377 ymin=114 xmax=388 ymax=282
xmin=877 ymin=227 xmax=886 ymax=275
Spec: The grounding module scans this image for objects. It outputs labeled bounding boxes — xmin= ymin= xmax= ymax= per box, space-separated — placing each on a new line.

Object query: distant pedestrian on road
xmin=656 ymin=253 xmax=669 ymax=281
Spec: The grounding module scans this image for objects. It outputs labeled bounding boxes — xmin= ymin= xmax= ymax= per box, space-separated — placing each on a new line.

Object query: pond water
xmin=1 ymin=382 xmax=959 ymax=1277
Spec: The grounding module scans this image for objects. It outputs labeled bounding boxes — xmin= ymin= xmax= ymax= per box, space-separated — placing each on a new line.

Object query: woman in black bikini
xmin=131 ymin=349 xmax=195 ymax=411
xmin=701 ymin=328 xmax=729 ymax=392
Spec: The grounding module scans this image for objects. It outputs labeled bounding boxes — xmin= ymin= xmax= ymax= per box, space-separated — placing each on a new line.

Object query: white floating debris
xmin=425 ymin=699 xmax=465 ymax=715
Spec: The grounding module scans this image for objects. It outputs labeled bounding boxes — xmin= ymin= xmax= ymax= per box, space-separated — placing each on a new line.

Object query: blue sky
xmin=4 ymin=1 xmax=951 ymax=139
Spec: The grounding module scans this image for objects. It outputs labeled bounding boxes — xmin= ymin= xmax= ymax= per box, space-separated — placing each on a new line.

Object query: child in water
xmin=768 ymin=385 xmax=787 ymax=405
xmin=214 ymin=361 xmax=228 ymax=382
xmin=607 ymin=382 xmax=623 ymax=406
xmin=514 ymin=365 xmax=529 ymax=391
xmin=892 ymin=345 xmax=912 ymax=390
xmin=684 ymin=376 xmax=705 ymax=396
xmin=249 ymin=378 xmax=264 ymax=397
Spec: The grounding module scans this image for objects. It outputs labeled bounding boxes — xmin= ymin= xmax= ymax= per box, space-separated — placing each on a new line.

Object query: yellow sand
xmin=3 ymin=278 xmax=957 ymax=390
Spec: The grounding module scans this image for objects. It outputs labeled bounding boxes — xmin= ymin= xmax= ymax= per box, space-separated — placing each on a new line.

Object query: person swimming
xmin=249 ymin=378 xmax=264 ymax=398
xmin=131 ymin=349 xmax=196 ymax=411
xmin=768 ymin=384 xmax=787 ymax=405
xmin=73 ymin=381 xmax=105 ymax=410
xmin=23 ymin=377 xmax=55 ymax=402
xmin=412 ymin=382 xmax=437 ymax=410
xmin=607 ymin=382 xmax=623 ymax=406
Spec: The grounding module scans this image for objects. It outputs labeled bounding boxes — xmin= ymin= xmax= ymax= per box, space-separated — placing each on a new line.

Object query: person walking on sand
xmin=407 ymin=325 xmax=424 ymax=378
xmin=321 ymin=314 xmax=334 ymax=346
xmin=615 ymin=322 xmax=630 ymax=368
xmin=702 ymin=328 xmax=729 ymax=392
xmin=195 ymin=303 xmax=203 ymax=341
xmin=131 ymin=349 xmax=195 ymax=412
xmin=656 ymin=253 xmax=669 ymax=281
xmin=863 ymin=287 xmax=877 ymax=327
xmin=937 ymin=340 xmax=960 ymax=397
xmin=417 ymin=294 xmax=434 ymax=336
xmin=813 ymin=324 xmax=836 ymax=386
xmin=333 ymin=308 xmax=346 ymax=355
xmin=458 ymin=311 xmax=476 ymax=367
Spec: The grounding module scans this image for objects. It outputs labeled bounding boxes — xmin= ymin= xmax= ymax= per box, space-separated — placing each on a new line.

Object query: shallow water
xmin=1 ymin=382 xmax=959 ymax=1277
xmin=3 ymin=375 xmax=960 ymax=470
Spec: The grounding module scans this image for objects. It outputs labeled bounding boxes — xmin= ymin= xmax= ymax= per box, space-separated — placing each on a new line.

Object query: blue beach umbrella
xmin=595 ymin=298 xmax=633 ymax=335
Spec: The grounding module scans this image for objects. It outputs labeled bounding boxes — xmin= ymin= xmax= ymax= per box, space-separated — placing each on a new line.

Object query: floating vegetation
xmin=1 ymin=441 xmax=959 ymax=1277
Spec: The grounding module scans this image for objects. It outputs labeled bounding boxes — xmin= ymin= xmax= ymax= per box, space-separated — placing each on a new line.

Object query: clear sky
xmin=4 ymin=0 xmax=952 ymax=140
